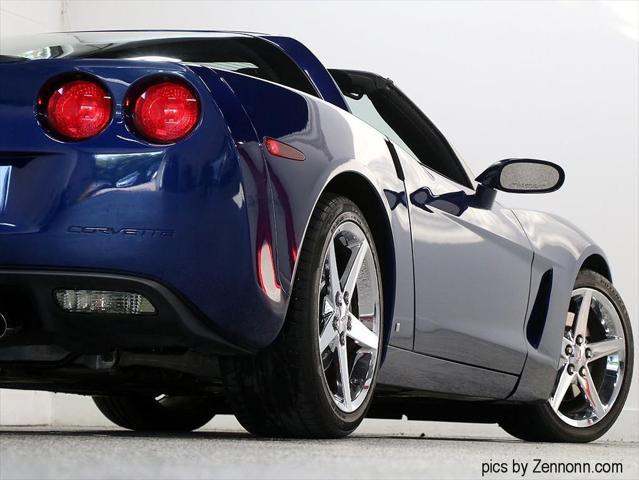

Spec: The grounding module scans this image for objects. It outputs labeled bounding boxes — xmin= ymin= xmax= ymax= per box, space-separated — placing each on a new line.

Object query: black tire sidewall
xmin=93 ymin=395 xmax=216 ymax=432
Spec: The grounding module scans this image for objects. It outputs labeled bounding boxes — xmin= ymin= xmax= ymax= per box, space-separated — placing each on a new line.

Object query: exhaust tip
xmin=0 ymin=312 xmax=8 ymax=339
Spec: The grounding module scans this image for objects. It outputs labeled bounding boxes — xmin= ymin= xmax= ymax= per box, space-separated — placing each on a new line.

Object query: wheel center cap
xmin=572 ymin=343 xmax=587 ymax=367
xmin=339 ymin=316 xmax=347 ymax=332
xmin=335 ymin=292 xmax=347 ymax=320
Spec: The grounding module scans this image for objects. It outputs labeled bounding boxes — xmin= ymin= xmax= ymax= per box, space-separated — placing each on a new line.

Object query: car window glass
xmin=345 ymin=95 xmax=419 ymax=161
xmin=331 ymin=69 xmax=472 ymax=188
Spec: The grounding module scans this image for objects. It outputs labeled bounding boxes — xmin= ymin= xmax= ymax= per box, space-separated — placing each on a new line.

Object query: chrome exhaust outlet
xmin=0 ymin=312 xmax=8 ymax=338
xmin=0 ymin=312 xmax=17 ymax=339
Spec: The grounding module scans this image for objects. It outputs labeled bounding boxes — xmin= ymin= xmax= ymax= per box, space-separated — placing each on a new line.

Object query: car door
xmin=331 ymin=69 xmax=532 ymax=374
xmin=398 ymin=148 xmax=532 ymax=373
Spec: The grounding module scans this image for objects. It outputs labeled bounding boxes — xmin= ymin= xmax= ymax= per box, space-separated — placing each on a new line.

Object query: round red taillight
xmin=131 ymin=81 xmax=200 ymax=143
xmin=45 ymin=79 xmax=112 ymax=140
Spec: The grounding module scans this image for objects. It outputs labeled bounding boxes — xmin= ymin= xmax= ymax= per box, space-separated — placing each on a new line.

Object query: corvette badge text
xmin=67 ymin=226 xmax=174 ymax=238
xmin=481 ymin=458 xmax=623 ymax=477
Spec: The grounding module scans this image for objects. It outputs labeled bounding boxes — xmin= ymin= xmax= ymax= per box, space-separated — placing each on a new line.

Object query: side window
xmin=330 ymin=69 xmax=472 ymax=188
xmin=344 ymin=93 xmax=420 ymax=162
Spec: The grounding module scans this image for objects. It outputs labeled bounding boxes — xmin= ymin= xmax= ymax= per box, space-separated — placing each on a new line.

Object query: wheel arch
xmin=580 ymin=253 xmax=611 ymax=281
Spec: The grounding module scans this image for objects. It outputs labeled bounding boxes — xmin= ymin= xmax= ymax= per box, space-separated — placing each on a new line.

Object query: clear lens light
xmin=55 ymin=289 xmax=156 ymax=315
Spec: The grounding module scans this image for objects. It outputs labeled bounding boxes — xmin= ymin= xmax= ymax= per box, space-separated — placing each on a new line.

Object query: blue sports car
xmin=0 ymin=31 xmax=633 ymax=441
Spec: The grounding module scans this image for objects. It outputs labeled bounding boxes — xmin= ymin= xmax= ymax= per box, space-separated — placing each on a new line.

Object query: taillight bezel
xmin=36 ymin=73 xmax=114 ymax=142
xmin=124 ymin=75 xmax=202 ymax=145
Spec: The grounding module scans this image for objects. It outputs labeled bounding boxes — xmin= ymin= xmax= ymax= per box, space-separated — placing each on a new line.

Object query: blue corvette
xmin=0 ymin=31 xmax=633 ymax=441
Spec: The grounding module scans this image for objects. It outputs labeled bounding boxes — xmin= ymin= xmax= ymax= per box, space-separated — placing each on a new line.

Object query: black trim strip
xmin=385 ymin=140 xmax=405 ymax=181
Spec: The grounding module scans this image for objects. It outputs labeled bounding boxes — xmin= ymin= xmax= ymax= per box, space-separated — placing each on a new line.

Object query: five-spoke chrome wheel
xmin=221 ymin=195 xmax=382 ymax=437
xmin=318 ymin=221 xmax=381 ymax=413
xmin=549 ymin=287 xmax=627 ymax=427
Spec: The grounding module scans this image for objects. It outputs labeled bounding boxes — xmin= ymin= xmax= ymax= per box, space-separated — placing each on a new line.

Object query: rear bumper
xmin=0 ymin=166 xmax=286 ymax=350
xmin=0 ymin=152 xmax=287 ymax=349
xmin=0 ymin=269 xmax=251 ymax=355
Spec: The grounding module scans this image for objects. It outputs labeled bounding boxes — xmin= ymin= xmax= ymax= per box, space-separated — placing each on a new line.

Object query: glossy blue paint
xmin=208 ymin=68 xmax=414 ymax=351
xmin=0 ymin=31 xmax=615 ymax=404
xmin=508 ymin=210 xmax=609 ymax=401
xmin=0 ymin=59 xmax=283 ymax=349
xmin=398 ymin=147 xmax=533 ymax=375
xmin=378 ymin=346 xmax=518 ymax=400
xmin=258 ymin=35 xmax=350 ymax=111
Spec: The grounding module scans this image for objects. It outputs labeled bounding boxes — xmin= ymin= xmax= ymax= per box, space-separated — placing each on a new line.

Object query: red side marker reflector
xmin=264 ymin=137 xmax=305 ymax=161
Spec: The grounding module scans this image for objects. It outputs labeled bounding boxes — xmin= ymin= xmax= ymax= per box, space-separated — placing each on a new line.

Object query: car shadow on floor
xmin=0 ymin=428 xmax=529 ymax=444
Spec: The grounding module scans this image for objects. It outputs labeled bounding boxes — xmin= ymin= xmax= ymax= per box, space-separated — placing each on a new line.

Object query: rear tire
xmin=222 ymin=193 xmax=384 ymax=438
xmin=499 ymin=270 xmax=633 ymax=442
xmin=93 ymin=395 xmax=217 ymax=432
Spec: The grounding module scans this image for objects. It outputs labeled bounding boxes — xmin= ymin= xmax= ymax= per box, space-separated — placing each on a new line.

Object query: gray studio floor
xmin=0 ymin=419 xmax=636 ymax=480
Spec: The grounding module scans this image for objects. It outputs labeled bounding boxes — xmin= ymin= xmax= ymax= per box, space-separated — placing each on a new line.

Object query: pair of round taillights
xmin=40 ymin=77 xmax=200 ymax=143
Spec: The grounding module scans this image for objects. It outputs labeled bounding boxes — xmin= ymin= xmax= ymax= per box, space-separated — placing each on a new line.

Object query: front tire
xmin=93 ymin=395 xmax=217 ymax=432
xmin=500 ymin=269 xmax=633 ymax=442
xmin=222 ymin=193 xmax=384 ymax=438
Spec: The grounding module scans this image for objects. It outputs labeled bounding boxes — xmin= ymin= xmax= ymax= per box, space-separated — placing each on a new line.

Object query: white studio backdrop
xmin=0 ymin=0 xmax=637 ymax=440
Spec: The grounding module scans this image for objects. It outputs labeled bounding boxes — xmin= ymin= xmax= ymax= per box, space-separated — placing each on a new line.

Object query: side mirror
xmin=475 ymin=159 xmax=565 ymax=194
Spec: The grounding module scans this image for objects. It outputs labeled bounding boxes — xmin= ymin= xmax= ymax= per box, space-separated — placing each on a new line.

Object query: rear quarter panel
xmin=204 ymin=70 xmax=415 ymax=350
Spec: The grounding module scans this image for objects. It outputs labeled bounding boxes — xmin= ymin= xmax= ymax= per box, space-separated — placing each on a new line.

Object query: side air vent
xmin=526 ymin=269 xmax=554 ymax=348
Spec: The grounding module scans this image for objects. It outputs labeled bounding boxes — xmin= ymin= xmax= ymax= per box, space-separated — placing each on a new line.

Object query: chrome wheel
xmin=318 ymin=221 xmax=381 ymax=413
xmin=549 ymin=287 xmax=627 ymax=427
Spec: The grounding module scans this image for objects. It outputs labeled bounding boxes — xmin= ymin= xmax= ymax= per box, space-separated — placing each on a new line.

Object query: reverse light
xmin=264 ymin=137 xmax=305 ymax=161
xmin=54 ymin=289 xmax=156 ymax=315
xmin=44 ymin=79 xmax=112 ymax=140
xmin=129 ymin=80 xmax=200 ymax=143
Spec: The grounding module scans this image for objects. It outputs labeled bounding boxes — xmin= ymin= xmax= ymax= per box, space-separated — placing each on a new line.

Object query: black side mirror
xmin=476 ymin=159 xmax=565 ymax=194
